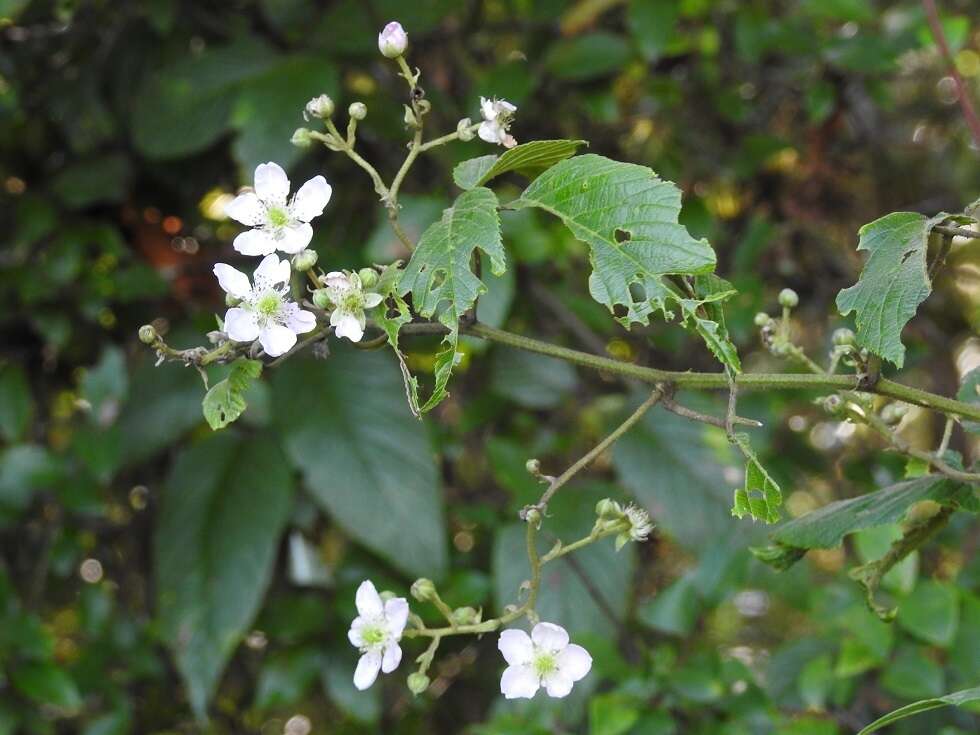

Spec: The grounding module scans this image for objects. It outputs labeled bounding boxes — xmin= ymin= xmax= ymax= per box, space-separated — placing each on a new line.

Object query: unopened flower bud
xmin=138 ymin=324 xmax=157 ymax=344
xmin=778 ymin=288 xmax=799 ymax=308
xmin=357 ymin=267 xmax=379 ymax=288
xmin=525 ymin=458 xmax=541 ymax=475
xmin=292 ymin=249 xmax=318 ymax=272
xmin=410 ymin=578 xmax=436 ymax=602
xmin=291 ymin=127 xmax=314 ymax=148
xmin=822 ymin=394 xmax=843 ymax=415
xmin=305 ymin=94 xmax=335 ymax=120
xmin=379 ymin=590 xmax=397 ymax=602
xmin=832 ymin=328 xmax=856 ymax=347
xmin=378 ymin=21 xmax=408 ymax=59
xmin=457 ymin=117 xmax=475 ymax=141
xmin=407 ymin=672 xmax=430 ymax=695
xmin=754 ymin=312 xmax=771 ymax=327
xmin=450 ymin=606 xmax=480 ymax=625
xmin=403 ymin=104 xmax=419 ymax=129
xmin=312 ymin=289 xmax=332 ymax=310
xmin=349 ymin=102 xmax=367 ymax=121
xmin=595 ymin=498 xmax=623 ymax=520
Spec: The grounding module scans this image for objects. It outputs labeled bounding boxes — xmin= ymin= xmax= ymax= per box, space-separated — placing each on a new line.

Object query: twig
xmin=922 ymin=0 xmax=980 ymax=147
xmin=659 ymin=396 xmax=761 ymax=429
xmin=933 ymin=224 xmax=979 ymax=240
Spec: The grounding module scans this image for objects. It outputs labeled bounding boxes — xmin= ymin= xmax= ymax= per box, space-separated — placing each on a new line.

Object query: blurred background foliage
xmin=1 ymin=0 xmax=980 ymax=733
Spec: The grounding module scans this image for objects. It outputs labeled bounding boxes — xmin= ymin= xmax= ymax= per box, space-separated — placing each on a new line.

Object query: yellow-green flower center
xmin=362 ymin=625 xmax=386 ymax=647
xmin=341 ymin=291 xmax=364 ymax=312
xmin=267 ymin=207 xmax=289 ymax=228
xmin=256 ymin=293 xmax=281 ymax=318
xmin=533 ymin=652 xmax=557 ymax=677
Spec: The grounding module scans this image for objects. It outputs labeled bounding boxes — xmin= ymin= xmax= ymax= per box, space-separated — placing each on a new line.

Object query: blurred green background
xmin=2 ymin=0 xmax=980 ymax=733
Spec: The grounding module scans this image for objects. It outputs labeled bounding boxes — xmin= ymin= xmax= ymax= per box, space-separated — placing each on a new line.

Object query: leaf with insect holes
xmin=398 ymin=187 xmax=504 ymax=411
xmin=730 ymin=433 xmax=781 ymax=524
xmin=452 ymin=140 xmax=587 ymax=190
xmin=512 ymin=154 xmax=739 ymax=373
xmin=371 ymin=262 xmax=420 ymax=417
xmin=201 ymin=358 xmax=262 ymax=430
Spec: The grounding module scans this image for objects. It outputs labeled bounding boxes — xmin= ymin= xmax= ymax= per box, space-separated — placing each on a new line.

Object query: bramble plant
xmin=133 ymin=17 xmax=980 ymax=729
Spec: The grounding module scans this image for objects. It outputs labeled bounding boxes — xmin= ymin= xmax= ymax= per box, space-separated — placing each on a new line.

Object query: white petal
xmin=556 ymin=643 xmax=592 ymax=682
xmin=478 ymin=121 xmax=502 ymax=144
xmin=259 ymin=324 xmax=297 ymax=357
xmin=290 ymin=176 xmax=332 ymax=222
xmin=531 ymin=622 xmax=569 ymax=652
xmin=498 ymin=629 xmax=534 ymax=666
xmin=542 ymin=671 xmax=574 ymax=698
xmin=381 ymin=643 xmax=402 ymax=674
xmin=277 ymin=223 xmax=313 ymax=254
xmin=285 ymin=305 xmax=317 ymax=334
xmin=348 ymin=617 xmax=366 ymax=647
xmin=480 ymin=97 xmax=495 ymax=121
xmin=502 ymin=135 xmax=517 ymax=149
xmin=224 ymin=308 xmax=260 ymax=343
xmin=322 ymin=271 xmax=351 ymax=292
xmin=353 ymin=650 xmax=382 ymax=691
xmin=355 ymin=580 xmax=384 ymax=618
xmin=213 ymin=264 xmax=251 ymax=299
xmin=332 ymin=311 xmax=364 ymax=342
xmin=363 ymin=292 xmax=384 ymax=309
xmin=500 ymin=665 xmax=539 ymax=699
xmin=254 ymin=162 xmax=290 ymax=205
xmin=254 ymin=254 xmax=290 ymax=286
xmin=225 ymin=192 xmax=266 ymax=226
xmin=233 ymin=229 xmax=277 ymax=256
xmin=496 ymin=100 xmax=516 ymax=114
xmin=384 ymin=598 xmax=409 ymax=638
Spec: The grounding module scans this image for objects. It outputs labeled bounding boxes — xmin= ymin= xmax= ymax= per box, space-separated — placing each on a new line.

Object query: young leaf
xmin=730 ymin=434 xmax=781 ymax=524
xmin=398 ymin=187 xmax=504 ymax=411
xmin=201 ymin=358 xmax=262 ymax=430
xmin=372 ymin=266 xmax=420 ymax=417
xmin=856 ymin=686 xmax=980 ymax=735
xmin=452 ymin=139 xmax=587 ymax=190
xmin=835 ymin=212 xmax=945 ymax=367
xmin=512 ymin=154 xmax=739 ymax=373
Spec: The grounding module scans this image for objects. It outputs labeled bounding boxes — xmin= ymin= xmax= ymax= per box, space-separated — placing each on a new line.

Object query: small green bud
xmin=312 ymin=288 xmax=332 ymax=310
xmin=450 ymin=606 xmax=480 ymax=625
xmin=138 ymin=324 xmax=157 ymax=344
xmin=524 ymin=507 xmax=542 ymax=527
xmin=595 ymin=498 xmax=623 ymax=520
xmin=753 ymin=312 xmax=771 ymax=327
xmin=357 ymin=267 xmax=379 ymax=288
xmin=305 ymin=94 xmax=335 ymax=119
xmin=291 ymin=127 xmax=314 ymax=148
xmin=225 ymin=293 xmax=241 ymax=307
xmin=457 ymin=117 xmax=475 ymax=141
xmin=778 ymin=288 xmax=799 ymax=308
xmin=823 ymin=394 xmax=843 ymax=415
xmin=349 ymin=102 xmax=367 ymax=121
xmin=831 ymin=328 xmax=856 ymax=347
xmin=881 ymin=403 xmax=909 ymax=425
xmin=525 ymin=458 xmax=541 ymax=475
xmin=410 ymin=578 xmax=436 ymax=602
xmin=292 ymin=249 xmax=318 ymax=272
xmin=407 ymin=672 xmax=430 ymax=696
xmin=403 ymin=104 xmax=419 ymax=129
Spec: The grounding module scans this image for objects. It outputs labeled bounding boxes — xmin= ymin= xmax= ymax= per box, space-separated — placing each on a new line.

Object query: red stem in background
xmin=922 ymin=0 xmax=980 ymax=148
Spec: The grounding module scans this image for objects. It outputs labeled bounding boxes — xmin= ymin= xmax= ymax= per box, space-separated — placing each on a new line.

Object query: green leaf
xmin=489 ymin=348 xmax=578 ymax=409
xmin=201 ymin=358 xmax=263 ymax=430
xmin=543 ymin=32 xmax=632 ymax=81
xmin=637 ymin=577 xmax=701 ymax=636
xmin=372 ymin=263 xmax=420 ymax=417
xmin=897 ymin=580 xmax=959 ymax=648
xmin=589 ymin=693 xmax=640 ymax=735
xmin=513 ymin=155 xmax=739 ymax=372
xmin=835 ymin=212 xmax=945 ymax=367
xmin=155 ymin=432 xmax=294 ymax=718
xmin=452 ymin=140 xmax=586 ymax=190
xmin=271 ymin=349 xmax=447 ymax=579
xmin=0 ymin=362 xmax=32 ymax=442
xmin=628 ymin=0 xmax=680 ymax=61
xmin=857 ymin=686 xmax=980 ymax=735
xmin=79 ymin=346 xmax=128 ymax=427
xmin=956 ymin=366 xmax=980 ymax=435
xmin=730 ymin=433 xmax=782 ymax=524
xmin=11 ymin=662 xmax=82 ymax=710
xmin=398 ymin=187 xmax=504 ymax=411
xmin=880 ymin=646 xmax=945 ymax=701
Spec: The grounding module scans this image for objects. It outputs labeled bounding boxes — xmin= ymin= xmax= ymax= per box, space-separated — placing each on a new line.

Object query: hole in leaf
xmin=612 ymin=303 xmax=628 ymax=319
xmin=614 ymin=228 xmax=631 ymax=244
xmin=901 ymin=249 xmax=915 ymax=264
xmin=430 ymin=270 xmax=446 ymax=289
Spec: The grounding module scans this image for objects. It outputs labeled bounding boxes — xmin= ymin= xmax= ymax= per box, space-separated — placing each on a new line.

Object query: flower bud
xmin=525 ymin=458 xmax=541 ymax=475
xmin=312 ymin=289 xmax=332 ymax=310
xmin=407 ymin=672 xmax=430 ymax=696
xmin=524 ymin=507 xmax=542 ymax=527
xmin=348 ymin=102 xmax=367 ymax=121
xmin=881 ymin=403 xmax=909 ymax=425
xmin=379 ymin=590 xmax=397 ymax=602
xmin=138 ymin=324 xmax=157 ymax=344
xmin=753 ymin=312 xmax=771 ymax=327
xmin=778 ymin=288 xmax=799 ymax=308
xmin=403 ymin=104 xmax=419 ymax=129
xmin=410 ymin=578 xmax=436 ymax=602
xmin=450 ymin=606 xmax=480 ymax=625
xmin=457 ymin=117 xmax=475 ymax=141
xmin=831 ymin=328 xmax=855 ymax=347
xmin=378 ymin=21 xmax=408 ymax=59
xmin=292 ymin=249 xmax=318 ymax=272
xmin=306 ymin=95 xmax=335 ymax=120
xmin=291 ymin=127 xmax=314 ymax=148
xmin=357 ymin=267 xmax=379 ymax=288
xmin=822 ymin=394 xmax=843 ymax=415
xmin=595 ymin=498 xmax=623 ymax=520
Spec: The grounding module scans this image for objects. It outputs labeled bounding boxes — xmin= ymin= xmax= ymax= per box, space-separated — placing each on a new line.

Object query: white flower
xmin=378 ymin=21 xmax=408 ymax=59
xmin=624 ymin=503 xmax=653 ymax=543
xmin=497 ymin=622 xmax=592 ymax=699
xmin=225 ymin=162 xmax=332 ymax=257
xmin=213 ymin=254 xmax=316 ymax=357
xmin=321 ymin=271 xmax=384 ymax=343
xmin=478 ymin=97 xmax=518 ymax=148
xmin=347 ymin=580 xmax=409 ymax=690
